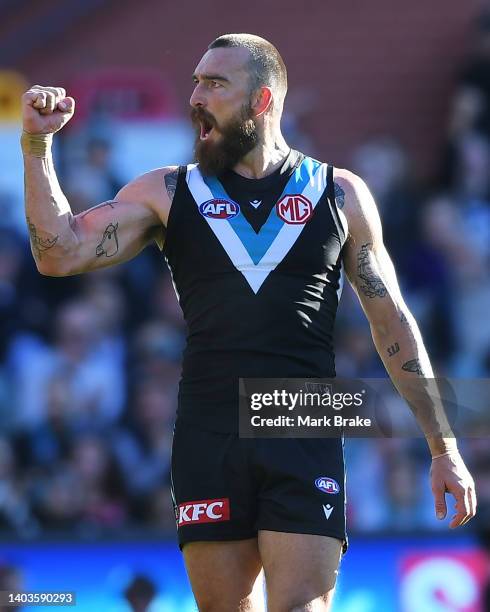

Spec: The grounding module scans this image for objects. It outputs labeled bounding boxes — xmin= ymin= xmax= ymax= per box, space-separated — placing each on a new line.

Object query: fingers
xmin=431 ymin=455 xmax=477 ymax=529
xmin=58 ymin=96 xmax=75 ymax=114
xmin=448 ymin=485 xmax=467 ymax=528
xmin=24 ymin=85 xmax=69 ymax=115
xmin=448 ymin=482 xmax=475 ymax=529
xmin=458 ymin=484 xmax=477 ymax=528
xmin=432 ymin=481 xmax=447 ymax=520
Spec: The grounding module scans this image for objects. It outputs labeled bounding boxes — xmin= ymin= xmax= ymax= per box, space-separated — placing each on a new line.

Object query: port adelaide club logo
xmin=315 ymin=477 xmax=340 ymax=494
xmin=199 ymin=198 xmax=240 ymax=220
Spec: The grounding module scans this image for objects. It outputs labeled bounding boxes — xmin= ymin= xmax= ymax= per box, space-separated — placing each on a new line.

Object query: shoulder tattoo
xmin=164 ymin=170 xmax=179 ymax=203
xmin=334 ymin=182 xmax=345 ymax=209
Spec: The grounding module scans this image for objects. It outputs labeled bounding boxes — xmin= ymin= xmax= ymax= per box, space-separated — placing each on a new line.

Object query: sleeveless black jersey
xmin=163 ymin=149 xmax=347 ymax=432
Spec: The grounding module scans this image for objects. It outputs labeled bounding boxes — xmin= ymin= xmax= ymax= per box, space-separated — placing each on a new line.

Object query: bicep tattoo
xmin=26 ymin=216 xmax=58 ymax=260
xmin=96 ymin=223 xmax=119 ymax=258
xmin=334 ymin=182 xmax=345 ymax=209
xmin=357 ymin=243 xmax=387 ymax=298
xmin=164 ymin=170 xmax=179 ymax=203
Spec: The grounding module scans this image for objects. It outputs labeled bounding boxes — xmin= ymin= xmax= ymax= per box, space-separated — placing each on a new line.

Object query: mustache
xmin=190 ymin=107 xmax=217 ymax=128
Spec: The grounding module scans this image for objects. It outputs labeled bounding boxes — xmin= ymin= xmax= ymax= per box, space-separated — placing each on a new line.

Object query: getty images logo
xmin=177 ymin=498 xmax=230 ymax=526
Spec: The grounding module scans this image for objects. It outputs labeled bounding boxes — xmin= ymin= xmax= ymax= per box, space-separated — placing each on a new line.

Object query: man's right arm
xmin=21 ymin=85 xmax=176 ymax=277
xmin=23 ymin=147 xmax=174 ymax=276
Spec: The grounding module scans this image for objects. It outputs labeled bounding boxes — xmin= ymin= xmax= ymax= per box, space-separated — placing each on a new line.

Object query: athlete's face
xmin=190 ymin=47 xmax=259 ymax=175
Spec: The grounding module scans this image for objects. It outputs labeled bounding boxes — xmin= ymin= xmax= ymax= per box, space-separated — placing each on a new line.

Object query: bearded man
xmin=21 ymin=33 xmax=476 ymax=612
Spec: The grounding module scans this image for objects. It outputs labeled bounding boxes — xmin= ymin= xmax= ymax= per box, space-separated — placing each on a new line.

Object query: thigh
xmin=183 ymin=538 xmax=265 ymax=612
xmin=171 ymin=419 xmax=257 ymax=549
xmin=258 ymin=531 xmax=342 ymax=612
xmin=254 ymin=437 xmax=347 ymax=548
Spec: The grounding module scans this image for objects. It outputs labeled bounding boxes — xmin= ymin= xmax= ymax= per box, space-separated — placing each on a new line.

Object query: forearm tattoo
xmin=96 ymin=222 xmax=119 ymax=257
xmin=402 ymin=359 xmax=423 ymax=376
xmin=165 ymin=170 xmax=179 ymax=202
xmin=334 ymin=182 xmax=345 ymax=209
xmin=357 ymin=243 xmax=387 ymax=298
xmin=80 ymin=200 xmax=116 ymax=218
xmin=26 ymin=216 xmax=58 ymax=260
xmin=387 ymin=342 xmax=400 ymax=357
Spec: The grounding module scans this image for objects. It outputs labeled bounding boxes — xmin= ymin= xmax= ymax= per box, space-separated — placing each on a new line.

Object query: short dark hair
xmin=208 ymin=33 xmax=287 ymax=110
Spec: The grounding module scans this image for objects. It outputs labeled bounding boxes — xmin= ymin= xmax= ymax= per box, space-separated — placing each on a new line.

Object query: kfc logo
xmin=177 ymin=498 xmax=230 ymax=526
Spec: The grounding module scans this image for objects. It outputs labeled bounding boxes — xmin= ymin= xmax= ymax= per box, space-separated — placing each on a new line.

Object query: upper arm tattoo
xmin=164 ymin=170 xmax=179 ymax=203
xmin=80 ymin=200 xmax=116 ymax=218
xmin=357 ymin=243 xmax=387 ymax=298
xmin=96 ymin=223 xmax=119 ymax=257
xmin=26 ymin=216 xmax=58 ymax=260
xmin=334 ymin=182 xmax=345 ymax=209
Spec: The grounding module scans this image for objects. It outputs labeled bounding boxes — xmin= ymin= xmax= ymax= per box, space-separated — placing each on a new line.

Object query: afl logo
xmin=199 ymin=198 xmax=240 ymax=220
xmin=315 ymin=477 xmax=340 ymax=494
xmin=276 ymin=194 xmax=313 ymax=224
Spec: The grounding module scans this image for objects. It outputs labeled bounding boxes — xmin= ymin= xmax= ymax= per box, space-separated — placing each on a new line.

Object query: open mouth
xmin=199 ymin=116 xmax=215 ymax=141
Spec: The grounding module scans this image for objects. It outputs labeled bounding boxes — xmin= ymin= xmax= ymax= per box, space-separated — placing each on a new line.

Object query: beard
xmin=191 ymin=103 xmax=259 ymax=176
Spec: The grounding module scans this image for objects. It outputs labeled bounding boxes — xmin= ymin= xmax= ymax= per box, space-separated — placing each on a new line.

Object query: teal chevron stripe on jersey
xmin=186 ymin=159 xmax=328 ymax=293
xmin=203 ymin=157 xmax=321 ymax=265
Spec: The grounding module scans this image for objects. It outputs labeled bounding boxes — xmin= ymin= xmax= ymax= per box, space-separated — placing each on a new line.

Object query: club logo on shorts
xmin=315 ymin=477 xmax=340 ymax=494
xmin=276 ymin=194 xmax=313 ymax=224
xmin=199 ymin=199 xmax=240 ymax=220
xmin=177 ymin=498 xmax=230 ymax=526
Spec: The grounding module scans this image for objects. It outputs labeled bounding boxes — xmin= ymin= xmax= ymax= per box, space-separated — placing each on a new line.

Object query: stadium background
xmin=1 ymin=0 xmax=489 ymax=610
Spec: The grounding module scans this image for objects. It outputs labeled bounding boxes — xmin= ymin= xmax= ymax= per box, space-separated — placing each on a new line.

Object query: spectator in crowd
xmin=111 ymin=378 xmax=175 ymax=522
xmin=0 ymin=563 xmax=24 ymax=612
xmin=63 ymin=137 xmax=124 ymax=214
xmin=10 ymin=299 xmax=125 ymax=431
xmin=123 ymin=574 xmax=157 ymax=612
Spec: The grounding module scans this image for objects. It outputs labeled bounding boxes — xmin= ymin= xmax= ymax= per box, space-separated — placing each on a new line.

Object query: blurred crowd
xmin=0 ymin=14 xmax=489 ymax=542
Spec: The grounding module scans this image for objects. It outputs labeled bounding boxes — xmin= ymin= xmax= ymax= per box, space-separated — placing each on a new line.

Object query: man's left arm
xmin=335 ymin=168 xmax=476 ymax=528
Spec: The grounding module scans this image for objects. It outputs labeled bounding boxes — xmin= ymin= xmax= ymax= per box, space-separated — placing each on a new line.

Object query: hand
xmin=430 ymin=452 xmax=476 ymax=528
xmin=22 ymin=85 xmax=75 ymax=135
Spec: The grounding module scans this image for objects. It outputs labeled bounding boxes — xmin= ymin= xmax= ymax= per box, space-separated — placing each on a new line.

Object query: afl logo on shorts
xmin=199 ymin=199 xmax=240 ymax=219
xmin=315 ymin=477 xmax=340 ymax=494
xmin=276 ymin=194 xmax=313 ymax=224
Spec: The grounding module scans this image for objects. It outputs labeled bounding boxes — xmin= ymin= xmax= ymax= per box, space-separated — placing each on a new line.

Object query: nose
xmin=190 ymin=84 xmax=206 ymax=108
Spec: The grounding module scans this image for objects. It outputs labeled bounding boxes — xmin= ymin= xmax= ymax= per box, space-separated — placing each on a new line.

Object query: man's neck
xmin=232 ymin=135 xmax=290 ymax=179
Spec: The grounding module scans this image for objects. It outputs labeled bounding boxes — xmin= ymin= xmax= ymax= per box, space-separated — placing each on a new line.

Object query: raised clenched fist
xmin=22 ymin=85 xmax=75 ymax=135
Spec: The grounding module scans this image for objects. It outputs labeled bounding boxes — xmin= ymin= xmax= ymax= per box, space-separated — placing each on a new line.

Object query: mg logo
xmin=276 ymin=194 xmax=313 ymax=224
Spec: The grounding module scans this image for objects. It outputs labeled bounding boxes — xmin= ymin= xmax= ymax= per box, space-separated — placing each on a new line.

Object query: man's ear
xmin=251 ymin=86 xmax=273 ymax=117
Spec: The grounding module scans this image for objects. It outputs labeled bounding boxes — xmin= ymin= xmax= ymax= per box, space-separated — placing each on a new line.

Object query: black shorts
xmin=170 ymin=419 xmax=348 ymax=552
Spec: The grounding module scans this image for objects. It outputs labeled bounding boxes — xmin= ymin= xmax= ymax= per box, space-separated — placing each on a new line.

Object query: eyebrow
xmin=192 ymin=73 xmax=230 ymax=84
